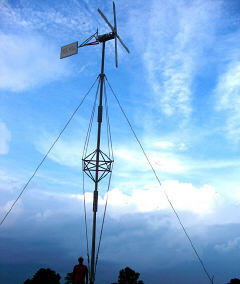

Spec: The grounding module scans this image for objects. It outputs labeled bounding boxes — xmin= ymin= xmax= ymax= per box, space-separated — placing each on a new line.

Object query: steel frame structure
xmin=60 ymin=3 xmax=129 ymax=284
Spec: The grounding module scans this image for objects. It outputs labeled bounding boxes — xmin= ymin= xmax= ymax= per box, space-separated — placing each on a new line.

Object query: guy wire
xmin=105 ymin=75 xmax=214 ymax=284
xmin=0 ymin=77 xmax=99 ymax=227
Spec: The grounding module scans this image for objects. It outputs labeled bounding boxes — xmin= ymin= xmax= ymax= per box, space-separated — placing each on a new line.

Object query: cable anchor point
xmin=99 ymin=73 xmax=105 ymax=79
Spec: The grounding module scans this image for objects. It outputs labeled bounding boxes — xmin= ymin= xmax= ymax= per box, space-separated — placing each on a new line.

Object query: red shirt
xmin=73 ymin=264 xmax=88 ymax=284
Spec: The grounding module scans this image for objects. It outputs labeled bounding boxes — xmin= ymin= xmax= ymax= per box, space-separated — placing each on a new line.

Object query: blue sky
xmin=1 ymin=0 xmax=240 ymax=283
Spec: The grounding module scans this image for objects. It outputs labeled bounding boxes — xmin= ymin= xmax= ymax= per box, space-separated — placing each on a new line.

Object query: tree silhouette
xmin=227 ymin=279 xmax=240 ymax=284
xmin=24 ymin=280 xmax=33 ymax=284
xmin=24 ymin=268 xmax=61 ymax=284
xmin=64 ymin=272 xmax=73 ymax=284
xmin=117 ymin=267 xmax=144 ymax=284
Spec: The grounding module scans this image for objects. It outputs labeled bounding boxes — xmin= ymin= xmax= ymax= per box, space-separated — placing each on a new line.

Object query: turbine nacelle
xmin=97 ymin=32 xmax=115 ymax=43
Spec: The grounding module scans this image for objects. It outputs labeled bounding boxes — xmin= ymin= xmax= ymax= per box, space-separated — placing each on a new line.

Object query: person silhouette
xmin=72 ymin=256 xmax=88 ymax=284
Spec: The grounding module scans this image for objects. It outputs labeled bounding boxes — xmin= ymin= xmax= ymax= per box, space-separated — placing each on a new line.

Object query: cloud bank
xmin=0 ymin=122 xmax=11 ymax=154
xmin=0 ymin=33 xmax=70 ymax=91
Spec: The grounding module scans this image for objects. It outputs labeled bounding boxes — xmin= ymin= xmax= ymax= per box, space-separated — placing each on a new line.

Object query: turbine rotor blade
xmin=113 ymin=2 xmax=117 ymax=33
xmin=98 ymin=2 xmax=129 ymax=65
xmin=116 ymin=33 xmax=130 ymax=53
xmin=113 ymin=2 xmax=118 ymax=67
xmin=115 ymin=36 xmax=118 ymax=68
xmin=97 ymin=8 xmax=114 ymax=32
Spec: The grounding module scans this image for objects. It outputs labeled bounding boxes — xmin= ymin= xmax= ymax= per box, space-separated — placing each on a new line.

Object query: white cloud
xmin=195 ymin=159 xmax=240 ymax=170
xmin=114 ymin=148 xmax=140 ymax=163
xmin=38 ymin=134 xmax=240 ymax=180
xmin=35 ymin=131 xmax=86 ymax=168
xmin=0 ymin=122 xmax=11 ymax=154
xmin=1 ymin=199 xmax=21 ymax=213
xmin=71 ymin=180 xmax=218 ymax=216
xmin=139 ymin=0 xmax=220 ymax=121
xmin=154 ymin=141 xmax=174 ymax=149
xmin=150 ymin=153 xmax=185 ymax=173
xmin=215 ymin=61 xmax=240 ymax=142
xmin=0 ymin=0 xmax=96 ymax=38
xmin=43 ymin=139 xmax=83 ymax=167
xmin=0 ymin=169 xmax=21 ymax=192
xmin=161 ymin=181 xmax=217 ymax=214
xmin=36 ymin=132 xmax=240 ymax=194
xmin=34 ymin=209 xmax=53 ymax=221
xmin=36 ymin=134 xmax=186 ymax=174
xmin=115 ymin=147 xmax=185 ymax=174
xmin=215 ymin=237 xmax=240 ymax=252
xmin=0 ymin=199 xmax=23 ymax=226
xmin=153 ymin=140 xmax=187 ymax=151
xmin=0 ymin=33 xmax=71 ymax=91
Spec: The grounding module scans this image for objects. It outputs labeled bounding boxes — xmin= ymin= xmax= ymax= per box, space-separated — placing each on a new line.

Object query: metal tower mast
xmin=60 ymin=2 xmax=129 ymax=284
xmin=89 ymin=41 xmax=106 ymax=284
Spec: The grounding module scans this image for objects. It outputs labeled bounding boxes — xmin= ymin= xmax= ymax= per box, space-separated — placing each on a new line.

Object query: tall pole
xmin=90 ymin=41 xmax=105 ymax=284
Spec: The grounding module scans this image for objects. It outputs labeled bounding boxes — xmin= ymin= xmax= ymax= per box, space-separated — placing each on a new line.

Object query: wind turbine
xmin=60 ymin=2 xmax=130 ymax=67
xmin=60 ymin=2 xmax=130 ymax=284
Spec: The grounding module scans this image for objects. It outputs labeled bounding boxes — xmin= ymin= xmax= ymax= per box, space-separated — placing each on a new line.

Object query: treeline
xmin=228 ymin=279 xmax=240 ymax=284
xmin=23 ymin=266 xmax=144 ymax=284
xmin=23 ymin=267 xmax=240 ymax=283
